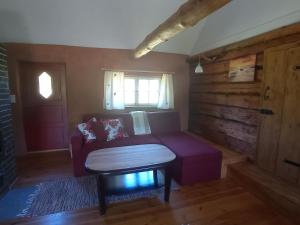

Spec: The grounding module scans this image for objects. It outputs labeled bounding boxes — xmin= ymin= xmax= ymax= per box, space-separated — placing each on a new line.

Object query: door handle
xmin=263 ymin=86 xmax=271 ymax=100
xmin=293 ymin=65 xmax=300 ymax=71
xmin=259 ymin=109 xmax=274 ymax=115
xmin=284 ymin=159 xmax=300 ymax=168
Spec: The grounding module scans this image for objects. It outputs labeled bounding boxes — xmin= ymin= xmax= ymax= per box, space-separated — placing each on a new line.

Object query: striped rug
xmin=19 ymin=175 xmax=179 ymax=218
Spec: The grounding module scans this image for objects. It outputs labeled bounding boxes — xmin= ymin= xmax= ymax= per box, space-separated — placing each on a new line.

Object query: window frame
xmin=124 ymin=75 xmax=161 ymax=108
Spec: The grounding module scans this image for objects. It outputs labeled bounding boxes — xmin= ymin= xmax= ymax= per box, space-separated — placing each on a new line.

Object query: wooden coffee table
xmin=85 ymin=144 xmax=176 ymax=215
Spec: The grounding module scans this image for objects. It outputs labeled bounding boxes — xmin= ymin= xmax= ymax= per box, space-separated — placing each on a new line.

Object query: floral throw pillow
xmin=77 ymin=118 xmax=97 ymax=143
xmin=101 ymin=118 xmax=129 ymax=141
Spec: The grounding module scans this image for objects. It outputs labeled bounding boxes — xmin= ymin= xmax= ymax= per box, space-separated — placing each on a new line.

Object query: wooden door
xmin=257 ymin=47 xmax=289 ymax=172
xmin=276 ymin=46 xmax=300 ymax=184
xmin=20 ymin=62 xmax=68 ymax=152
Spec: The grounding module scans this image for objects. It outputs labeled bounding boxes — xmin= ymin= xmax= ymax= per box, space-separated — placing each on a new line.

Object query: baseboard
xmin=27 ymin=148 xmax=69 ymax=154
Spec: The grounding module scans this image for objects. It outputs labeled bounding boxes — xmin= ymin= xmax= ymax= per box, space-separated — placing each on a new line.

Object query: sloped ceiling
xmin=0 ymin=0 xmax=300 ymax=56
xmin=191 ymin=0 xmax=300 ymax=55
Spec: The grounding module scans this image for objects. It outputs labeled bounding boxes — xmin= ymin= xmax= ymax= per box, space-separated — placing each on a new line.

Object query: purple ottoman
xmin=157 ymin=132 xmax=222 ymax=185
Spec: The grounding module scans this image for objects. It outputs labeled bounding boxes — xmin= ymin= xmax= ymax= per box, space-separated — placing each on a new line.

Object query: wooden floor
xmin=228 ymin=162 xmax=300 ymax=224
xmin=15 ymin=150 xmax=73 ymax=187
xmin=1 ymin=151 xmax=297 ymax=225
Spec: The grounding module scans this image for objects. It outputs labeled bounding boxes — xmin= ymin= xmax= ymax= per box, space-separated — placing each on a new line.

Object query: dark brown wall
xmin=0 ymin=44 xmax=16 ymax=194
xmin=7 ymin=44 xmax=190 ymax=155
xmin=188 ymin=22 xmax=300 ymax=160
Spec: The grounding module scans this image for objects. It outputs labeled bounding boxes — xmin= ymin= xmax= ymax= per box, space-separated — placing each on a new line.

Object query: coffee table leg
xmin=153 ymin=169 xmax=158 ymax=187
xmin=97 ymin=175 xmax=106 ymax=215
xmin=164 ymin=166 xmax=171 ymax=202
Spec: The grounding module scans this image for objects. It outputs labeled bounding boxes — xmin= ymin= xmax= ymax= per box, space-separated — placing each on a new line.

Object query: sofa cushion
xmin=157 ymin=132 xmax=222 ymax=163
xmin=82 ymin=135 xmax=161 ymax=158
xmin=101 ymin=118 xmax=129 ymax=141
xmin=157 ymin=132 xmax=222 ymax=185
xmin=77 ymin=117 xmax=97 ymax=143
xmin=147 ymin=111 xmax=180 ymax=135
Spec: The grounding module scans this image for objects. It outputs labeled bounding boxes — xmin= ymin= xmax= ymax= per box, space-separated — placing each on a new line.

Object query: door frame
xmin=18 ymin=61 xmax=69 ymax=152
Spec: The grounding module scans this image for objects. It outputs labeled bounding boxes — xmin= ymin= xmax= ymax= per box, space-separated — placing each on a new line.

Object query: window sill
xmin=124 ymin=106 xmax=166 ymax=112
xmin=125 ymin=105 xmax=157 ymax=108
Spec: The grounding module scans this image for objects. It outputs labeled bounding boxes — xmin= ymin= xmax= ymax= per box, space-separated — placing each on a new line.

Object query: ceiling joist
xmin=133 ymin=0 xmax=231 ymax=58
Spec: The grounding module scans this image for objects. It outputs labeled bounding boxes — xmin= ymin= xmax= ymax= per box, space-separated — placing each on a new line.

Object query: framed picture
xmin=228 ymin=55 xmax=256 ymax=82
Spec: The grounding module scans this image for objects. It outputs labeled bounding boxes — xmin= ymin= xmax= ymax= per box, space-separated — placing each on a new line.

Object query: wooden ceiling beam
xmin=133 ymin=0 xmax=231 ymax=58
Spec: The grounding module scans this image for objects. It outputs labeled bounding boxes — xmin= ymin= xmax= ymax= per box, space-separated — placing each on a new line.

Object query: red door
xmin=20 ymin=62 xmax=68 ymax=152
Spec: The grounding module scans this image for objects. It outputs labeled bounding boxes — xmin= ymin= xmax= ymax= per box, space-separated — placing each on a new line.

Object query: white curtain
xmin=157 ymin=74 xmax=174 ymax=109
xmin=103 ymin=71 xmax=125 ymax=110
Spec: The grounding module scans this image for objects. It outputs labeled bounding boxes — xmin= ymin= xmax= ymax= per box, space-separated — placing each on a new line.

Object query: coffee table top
xmin=85 ymin=144 xmax=176 ymax=173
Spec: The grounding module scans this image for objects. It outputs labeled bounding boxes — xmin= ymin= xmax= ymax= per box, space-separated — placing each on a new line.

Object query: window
xmin=124 ymin=76 xmax=160 ymax=107
xmin=38 ymin=72 xmax=53 ymax=99
xmin=103 ymin=71 xmax=173 ymax=110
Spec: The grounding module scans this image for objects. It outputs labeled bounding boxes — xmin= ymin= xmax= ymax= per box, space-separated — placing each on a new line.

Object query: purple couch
xmin=71 ymin=111 xmax=222 ymax=185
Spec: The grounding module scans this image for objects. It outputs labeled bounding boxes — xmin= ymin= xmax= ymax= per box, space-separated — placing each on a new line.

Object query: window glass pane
xmin=124 ymin=78 xmax=135 ymax=91
xmin=138 ymin=80 xmax=149 ymax=104
xmin=124 ymin=78 xmax=135 ymax=104
xmin=124 ymin=91 xmax=135 ymax=104
xmin=139 ymin=91 xmax=149 ymax=104
xmin=149 ymin=91 xmax=159 ymax=104
xmin=139 ymin=80 xmax=149 ymax=91
xmin=149 ymin=80 xmax=159 ymax=91
xmin=38 ymin=72 xmax=52 ymax=99
xmin=149 ymin=79 xmax=160 ymax=104
xmin=124 ymin=76 xmax=161 ymax=106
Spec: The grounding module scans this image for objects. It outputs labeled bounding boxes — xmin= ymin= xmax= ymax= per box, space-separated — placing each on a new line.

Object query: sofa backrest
xmin=147 ymin=111 xmax=181 ymax=135
xmin=82 ymin=113 xmax=135 ymax=136
xmin=82 ymin=111 xmax=181 ymax=136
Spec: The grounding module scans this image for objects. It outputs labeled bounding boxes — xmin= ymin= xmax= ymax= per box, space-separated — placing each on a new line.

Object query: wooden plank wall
xmin=189 ymin=55 xmax=262 ymax=159
xmin=188 ymin=22 xmax=300 ymax=160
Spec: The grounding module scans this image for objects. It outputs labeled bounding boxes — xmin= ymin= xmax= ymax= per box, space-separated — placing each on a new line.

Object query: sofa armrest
xmin=71 ymin=128 xmax=84 ymax=153
xmin=70 ymin=128 xmax=85 ymax=176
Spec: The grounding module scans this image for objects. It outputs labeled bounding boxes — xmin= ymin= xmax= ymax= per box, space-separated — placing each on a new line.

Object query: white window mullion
xmin=124 ymin=75 xmax=162 ymax=107
xmin=135 ymin=78 xmax=139 ymax=106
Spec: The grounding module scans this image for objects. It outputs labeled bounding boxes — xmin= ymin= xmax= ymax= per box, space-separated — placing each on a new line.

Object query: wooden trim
xmin=124 ymin=73 xmax=162 ymax=78
xmin=101 ymin=68 xmax=175 ymax=75
xmin=27 ymin=148 xmax=69 ymax=154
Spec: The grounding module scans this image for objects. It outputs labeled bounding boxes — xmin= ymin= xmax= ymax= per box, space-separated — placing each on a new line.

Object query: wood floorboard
xmin=15 ymin=150 xmax=73 ymax=187
xmin=1 ymin=150 xmax=296 ymax=225
xmin=228 ymin=162 xmax=300 ymax=224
